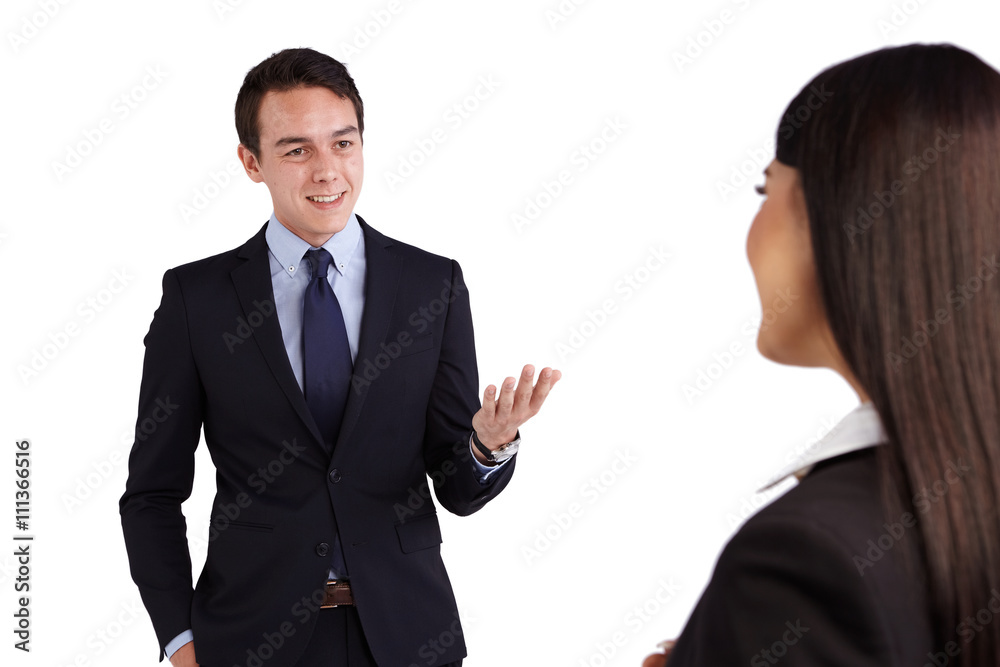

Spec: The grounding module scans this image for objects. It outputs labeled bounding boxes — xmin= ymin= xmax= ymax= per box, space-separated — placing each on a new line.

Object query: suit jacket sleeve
xmin=421 ymin=259 xmax=515 ymax=516
xmin=667 ymin=514 xmax=897 ymax=666
xmin=119 ymin=268 xmax=204 ymax=657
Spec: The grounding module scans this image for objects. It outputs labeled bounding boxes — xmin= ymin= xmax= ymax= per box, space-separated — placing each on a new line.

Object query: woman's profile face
xmin=746 ymin=159 xmax=836 ymax=369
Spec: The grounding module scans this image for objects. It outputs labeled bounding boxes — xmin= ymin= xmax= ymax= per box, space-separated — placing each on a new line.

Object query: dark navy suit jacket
xmin=120 ymin=217 xmax=514 ymax=667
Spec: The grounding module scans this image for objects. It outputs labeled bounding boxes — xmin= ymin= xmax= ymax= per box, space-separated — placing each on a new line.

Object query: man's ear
xmin=237 ymin=144 xmax=264 ymax=183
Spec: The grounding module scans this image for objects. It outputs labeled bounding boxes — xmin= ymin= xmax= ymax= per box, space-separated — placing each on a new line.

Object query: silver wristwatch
xmin=472 ymin=430 xmax=520 ymax=464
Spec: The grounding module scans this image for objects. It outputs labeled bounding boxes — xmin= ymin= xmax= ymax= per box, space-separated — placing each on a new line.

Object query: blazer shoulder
xmin=753 ymin=448 xmax=883 ymax=526
xmin=165 ymin=223 xmax=269 ymax=282
xmin=734 ymin=449 xmax=922 ymax=600
xmin=705 ymin=448 xmax=935 ymax=662
xmin=720 ymin=451 xmax=884 ymax=594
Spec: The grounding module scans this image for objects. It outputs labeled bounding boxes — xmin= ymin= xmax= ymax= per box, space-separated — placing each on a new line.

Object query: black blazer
xmin=667 ymin=448 xmax=936 ymax=666
xmin=119 ymin=217 xmax=514 ymax=667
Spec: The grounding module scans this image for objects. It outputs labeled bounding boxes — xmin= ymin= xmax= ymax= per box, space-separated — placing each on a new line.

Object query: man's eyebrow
xmin=763 ymin=166 xmax=771 ymax=176
xmin=273 ymin=126 xmax=360 ymax=148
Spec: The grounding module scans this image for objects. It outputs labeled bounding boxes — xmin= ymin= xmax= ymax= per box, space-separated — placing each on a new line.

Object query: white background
xmin=2 ymin=0 xmax=997 ymax=665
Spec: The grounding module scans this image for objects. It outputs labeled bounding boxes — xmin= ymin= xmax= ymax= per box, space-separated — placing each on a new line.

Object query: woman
xmin=645 ymin=43 xmax=1000 ymax=666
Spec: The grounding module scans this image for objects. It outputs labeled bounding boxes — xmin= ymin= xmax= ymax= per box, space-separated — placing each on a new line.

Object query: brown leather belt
xmin=321 ymin=580 xmax=355 ymax=608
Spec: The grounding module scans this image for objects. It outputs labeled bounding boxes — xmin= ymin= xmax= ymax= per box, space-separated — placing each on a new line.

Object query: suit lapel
xmin=230 ymin=223 xmax=327 ymax=450
xmin=335 ymin=216 xmax=401 ymax=453
xmin=228 ymin=218 xmax=402 ymax=458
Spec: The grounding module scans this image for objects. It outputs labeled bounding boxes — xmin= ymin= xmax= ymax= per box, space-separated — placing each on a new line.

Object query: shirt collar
xmin=265 ymin=212 xmax=362 ymax=279
xmin=757 ymin=401 xmax=887 ymax=493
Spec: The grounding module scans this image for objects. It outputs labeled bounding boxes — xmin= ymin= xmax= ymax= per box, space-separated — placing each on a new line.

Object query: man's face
xmin=238 ymin=85 xmax=363 ymax=247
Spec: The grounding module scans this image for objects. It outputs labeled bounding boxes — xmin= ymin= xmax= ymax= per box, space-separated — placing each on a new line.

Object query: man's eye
xmin=754 ymin=184 xmax=767 ymax=196
xmin=287 ymin=148 xmax=304 ymax=156
xmin=337 ymin=140 xmax=351 ymax=148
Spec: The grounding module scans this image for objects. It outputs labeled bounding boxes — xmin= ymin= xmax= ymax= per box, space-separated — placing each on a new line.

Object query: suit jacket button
xmin=329 ymin=469 xmax=342 ymax=483
xmin=315 ymin=542 xmax=330 ymax=557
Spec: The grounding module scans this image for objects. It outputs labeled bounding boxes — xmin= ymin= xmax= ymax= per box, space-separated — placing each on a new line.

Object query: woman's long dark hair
xmin=777 ymin=43 xmax=1000 ymax=664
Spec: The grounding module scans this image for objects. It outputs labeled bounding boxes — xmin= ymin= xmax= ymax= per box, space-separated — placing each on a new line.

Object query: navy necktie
xmin=303 ymin=248 xmax=353 ymax=445
xmin=303 ymin=247 xmax=353 ymax=577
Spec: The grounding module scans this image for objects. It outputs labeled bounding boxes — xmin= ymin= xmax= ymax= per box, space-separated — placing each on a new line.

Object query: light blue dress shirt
xmin=166 ymin=212 xmax=506 ymax=659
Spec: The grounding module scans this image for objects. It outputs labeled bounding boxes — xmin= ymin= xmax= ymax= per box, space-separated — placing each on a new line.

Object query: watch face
xmin=492 ymin=440 xmax=519 ymax=463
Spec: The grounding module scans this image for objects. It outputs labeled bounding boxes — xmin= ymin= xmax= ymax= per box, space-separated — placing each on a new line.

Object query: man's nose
xmin=312 ymin=150 xmax=340 ymax=181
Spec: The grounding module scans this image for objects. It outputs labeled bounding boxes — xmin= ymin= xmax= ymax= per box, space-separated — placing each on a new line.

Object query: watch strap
xmin=472 ymin=429 xmax=495 ymax=460
xmin=472 ymin=429 xmax=519 ymax=462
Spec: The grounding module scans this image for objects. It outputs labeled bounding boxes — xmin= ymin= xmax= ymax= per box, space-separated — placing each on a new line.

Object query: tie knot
xmin=305 ymin=248 xmax=333 ymax=281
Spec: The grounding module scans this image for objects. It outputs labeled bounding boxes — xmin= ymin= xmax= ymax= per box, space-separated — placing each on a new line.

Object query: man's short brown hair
xmin=235 ymin=48 xmax=364 ymax=155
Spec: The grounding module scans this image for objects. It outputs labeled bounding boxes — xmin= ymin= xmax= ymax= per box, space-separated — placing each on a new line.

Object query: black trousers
xmin=203 ymin=607 xmax=463 ymax=666
xmin=293 ymin=607 xmax=462 ymax=667
xmin=292 ymin=606 xmax=376 ymax=666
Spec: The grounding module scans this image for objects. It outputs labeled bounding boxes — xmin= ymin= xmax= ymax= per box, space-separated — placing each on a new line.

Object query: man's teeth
xmin=308 ymin=194 xmax=342 ymax=203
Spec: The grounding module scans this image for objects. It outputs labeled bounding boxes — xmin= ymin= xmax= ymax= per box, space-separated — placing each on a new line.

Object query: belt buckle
xmin=321 ymin=579 xmax=341 ymax=609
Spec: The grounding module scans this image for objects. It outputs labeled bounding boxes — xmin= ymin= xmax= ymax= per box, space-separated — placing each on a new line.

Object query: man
xmin=119 ymin=47 xmax=560 ymax=667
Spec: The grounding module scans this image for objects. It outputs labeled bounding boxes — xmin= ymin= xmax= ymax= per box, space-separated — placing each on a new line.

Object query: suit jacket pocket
xmin=223 ymin=519 xmax=274 ymax=533
xmin=397 ymin=333 xmax=434 ymax=357
xmin=395 ymin=512 xmax=442 ymax=553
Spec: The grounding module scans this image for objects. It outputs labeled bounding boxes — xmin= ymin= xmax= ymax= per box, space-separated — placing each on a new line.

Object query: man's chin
xmin=277 ymin=217 xmax=350 ymax=246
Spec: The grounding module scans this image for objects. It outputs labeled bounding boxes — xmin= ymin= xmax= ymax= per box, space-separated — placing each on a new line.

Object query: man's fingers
xmin=480 ymin=365 xmax=560 ymax=438
xmin=656 ymin=639 xmax=676 ymax=653
xmin=481 ymin=385 xmax=497 ymax=419
xmin=512 ymin=364 xmax=535 ymax=411
xmin=495 ymin=376 xmax=516 ymax=418
xmin=528 ymin=367 xmax=561 ymax=412
xmin=641 ymin=653 xmax=668 ymax=667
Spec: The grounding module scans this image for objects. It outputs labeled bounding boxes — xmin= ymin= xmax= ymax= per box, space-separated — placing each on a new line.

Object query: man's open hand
xmin=471 ymin=364 xmax=561 ymax=458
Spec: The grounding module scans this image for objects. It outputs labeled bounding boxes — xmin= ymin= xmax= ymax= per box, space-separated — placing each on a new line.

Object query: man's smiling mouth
xmin=307 ymin=193 xmax=344 ymax=203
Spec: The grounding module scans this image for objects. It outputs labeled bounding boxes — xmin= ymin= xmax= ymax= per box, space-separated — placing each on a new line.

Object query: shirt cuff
xmin=469 ymin=433 xmax=511 ymax=484
xmin=165 ymin=630 xmax=194 ymax=659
